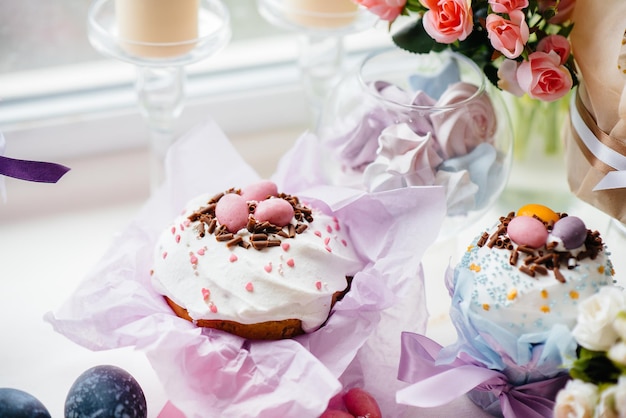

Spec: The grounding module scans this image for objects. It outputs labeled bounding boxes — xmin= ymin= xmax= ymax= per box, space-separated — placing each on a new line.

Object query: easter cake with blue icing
xmin=453 ymin=203 xmax=615 ymax=336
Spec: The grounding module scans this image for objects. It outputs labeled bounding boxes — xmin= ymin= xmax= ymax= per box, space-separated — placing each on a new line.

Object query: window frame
xmin=0 ymin=30 xmax=391 ymax=161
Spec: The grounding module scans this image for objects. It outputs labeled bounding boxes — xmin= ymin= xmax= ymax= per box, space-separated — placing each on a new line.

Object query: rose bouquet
xmin=554 ymin=286 xmax=626 ymax=417
xmin=354 ymin=0 xmax=577 ymax=102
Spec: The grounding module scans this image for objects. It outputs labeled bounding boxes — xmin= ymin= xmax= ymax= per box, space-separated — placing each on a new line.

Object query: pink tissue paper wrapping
xmin=45 ymin=119 xmax=446 ymax=417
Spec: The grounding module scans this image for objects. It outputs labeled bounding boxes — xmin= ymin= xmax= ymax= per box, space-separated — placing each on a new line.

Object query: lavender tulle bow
xmin=396 ymin=332 xmax=569 ymax=418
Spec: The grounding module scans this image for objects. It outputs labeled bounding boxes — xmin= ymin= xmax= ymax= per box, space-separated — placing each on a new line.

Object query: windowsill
xmin=0 ymin=123 xmax=306 ymax=222
xmin=0 ymin=28 xmax=392 ymax=222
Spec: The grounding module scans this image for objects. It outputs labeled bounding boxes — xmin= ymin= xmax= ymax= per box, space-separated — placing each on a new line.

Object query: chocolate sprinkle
xmin=477 ymin=211 xmax=605 ymax=283
xmin=187 ymin=189 xmax=316 ymax=251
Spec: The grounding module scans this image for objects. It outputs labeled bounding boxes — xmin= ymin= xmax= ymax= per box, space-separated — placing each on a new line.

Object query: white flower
xmin=613 ymin=311 xmax=626 ymax=342
xmin=608 ymin=342 xmax=626 ymax=366
xmin=572 ymin=287 xmax=626 ymax=352
xmin=596 ymin=384 xmax=619 ymax=418
xmin=614 ymin=377 xmax=626 ymax=418
xmin=553 ymin=379 xmax=599 ymax=418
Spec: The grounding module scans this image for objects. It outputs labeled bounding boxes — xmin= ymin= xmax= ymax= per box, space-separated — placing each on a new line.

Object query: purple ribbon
xmin=396 ymin=332 xmax=570 ymax=418
xmin=0 ymin=155 xmax=70 ymax=183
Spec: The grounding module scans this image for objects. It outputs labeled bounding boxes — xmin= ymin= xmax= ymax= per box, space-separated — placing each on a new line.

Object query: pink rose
xmin=431 ymin=82 xmax=497 ymax=159
xmin=353 ymin=0 xmax=406 ymax=21
xmin=487 ymin=0 xmax=528 ymax=14
xmin=420 ymin=0 xmax=473 ymax=44
xmin=538 ymin=0 xmax=575 ymax=24
xmin=517 ymin=51 xmax=573 ymax=101
xmin=485 ymin=10 xmax=529 ymax=59
xmin=536 ymin=34 xmax=570 ymax=65
xmin=497 ymin=59 xmax=524 ymax=96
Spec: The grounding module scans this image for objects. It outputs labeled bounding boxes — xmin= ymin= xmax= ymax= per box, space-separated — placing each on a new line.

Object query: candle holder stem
xmin=135 ymin=66 xmax=185 ymax=191
xmin=298 ymin=34 xmax=344 ymax=113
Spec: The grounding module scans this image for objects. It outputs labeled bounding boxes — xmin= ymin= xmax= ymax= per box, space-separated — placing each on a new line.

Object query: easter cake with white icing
xmin=150 ymin=181 xmax=364 ymax=340
xmin=453 ymin=203 xmax=615 ymax=336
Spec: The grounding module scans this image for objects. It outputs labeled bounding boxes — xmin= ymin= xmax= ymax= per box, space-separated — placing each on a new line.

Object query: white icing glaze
xmin=152 ymin=193 xmax=363 ymax=332
xmin=454 ymin=219 xmax=615 ymax=335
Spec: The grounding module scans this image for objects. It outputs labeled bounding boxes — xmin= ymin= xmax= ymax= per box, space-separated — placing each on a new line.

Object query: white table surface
xmin=1 ymin=132 xmax=624 ymax=417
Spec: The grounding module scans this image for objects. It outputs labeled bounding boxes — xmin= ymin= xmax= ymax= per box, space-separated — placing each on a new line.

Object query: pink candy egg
xmin=552 ymin=216 xmax=587 ymax=249
xmin=215 ymin=193 xmax=249 ymax=233
xmin=254 ymin=198 xmax=294 ymax=227
xmin=240 ymin=180 xmax=278 ymax=202
xmin=507 ymin=215 xmax=548 ymax=249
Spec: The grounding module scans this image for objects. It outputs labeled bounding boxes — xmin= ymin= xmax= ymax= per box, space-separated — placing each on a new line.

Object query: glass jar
xmin=316 ymin=48 xmax=513 ymax=239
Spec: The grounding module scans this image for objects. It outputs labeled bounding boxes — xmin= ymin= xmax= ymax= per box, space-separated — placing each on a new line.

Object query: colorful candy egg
xmin=552 ymin=216 xmax=587 ymax=249
xmin=240 ymin=180 xmax=278 ymax=202
xmin=507 ymin=215 xmax=548 ymax=248
xmin=215 ymin=193 xmax=249 ymax=233
xmin=254 ymin=198 xmax=294 ymax=227
xmin=517 ymin=203 xmax=560 ymax=224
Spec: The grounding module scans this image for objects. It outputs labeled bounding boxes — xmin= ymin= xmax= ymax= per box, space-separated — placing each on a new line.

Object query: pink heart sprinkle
xmin=341 ymin=239 xmax=348 ymax=247
xmin=326 ymin=225 xmax=332 ymax=233
xmin=162 ymin=251 xmax=168 ymax=259
xmin=264 ymin=262 xmax=272 ymax=273
xmin=281 ymin=242 xmax=290 ymax=251
xmin=171 ymin=226 xmax=176 ymax=234
xmin=190 ymin=254 xmax=198 ymax=265
xmin=229 ymin=253 xmax=238 ymax=263
xmin=325 ymin=245 xmax=332 ymax=253
xmin=314 ymin=230 xmax=322 ymax=237
xmin=201 ymin=288 xmax=210 ymax=300
xmin=286 ymin=258 xmax=295 ymax=267
xmin=197 ymin=248 xmax=205 ymax=256
xmin=324 ymin=237 xmax=331 ymax=245
xmin=175 ymin=235 xmax=181 ymax=243
xmin=210 ymin=303 xmax=218 ymax=313
xmin=245 ymin=282 xmax=254 ymax=292
xmin=315 ymin=281 xmax=322 ymax=290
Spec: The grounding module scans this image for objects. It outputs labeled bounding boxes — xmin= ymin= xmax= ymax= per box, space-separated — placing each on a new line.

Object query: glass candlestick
xmin=87 ymin=0 xmax=231 ymax=191
xmin=257 ymin=0 xmax=376 ymax=121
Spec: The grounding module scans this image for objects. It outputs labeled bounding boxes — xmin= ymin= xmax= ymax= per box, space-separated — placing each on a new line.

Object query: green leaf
xmin=392 ymin=20 xmax=447 ymax=54
xmin=483 ymin=63 xmax=500 ymax=88
xmin=570 ymin=348 xmax=622 ymax=385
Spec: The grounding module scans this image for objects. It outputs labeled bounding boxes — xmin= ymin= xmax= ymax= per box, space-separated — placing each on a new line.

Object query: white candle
xmin=115 ymin=0 xmax=199 ymax=58
xmin=283 ymin=0 xmax=358 ymax=28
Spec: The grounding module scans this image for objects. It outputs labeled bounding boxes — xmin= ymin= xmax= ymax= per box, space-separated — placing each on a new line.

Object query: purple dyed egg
xmin=552 ymin=216 xmax=587 ymax=249
xmin=65 ymin=365 xmax=146 ymax=418
xmin=507 ymin=215 xmax=548 ymax=248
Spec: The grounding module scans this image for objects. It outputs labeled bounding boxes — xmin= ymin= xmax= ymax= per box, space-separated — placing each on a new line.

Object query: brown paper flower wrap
xmin=565 ymin=0 xmax=626 ymax=223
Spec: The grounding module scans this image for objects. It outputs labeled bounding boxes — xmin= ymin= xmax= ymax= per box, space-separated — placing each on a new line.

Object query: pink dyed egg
xmin=552 ymin=216 xmax=587 ymax=249
xmin=254 ymin=198 xmax=294 ymax=227
xmin=215 ymin=193 xmax=249 ymax=233
xmin=240 ymin=180 xmax=278 ymax=202
xmin=507 ymin=215 xmax=548 ymax=249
